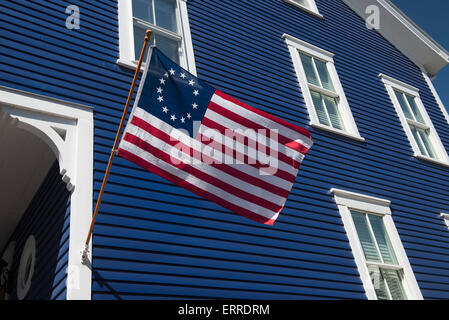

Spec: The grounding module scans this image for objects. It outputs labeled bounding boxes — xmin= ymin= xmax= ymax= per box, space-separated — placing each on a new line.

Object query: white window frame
xmin=441 ymin=213 xmax=449 ymax=229
xmin=117 ymin=0 xmax=197 ymax=75
xmin=284 ymin=34 xmax=364 ymax=142
xmin=380 ymin=73 xmax=449 ymax=167
xmin=283 ymin=0 xmax=323 ymax=18
xmin=331 ymin=188 xmax=423 ymax=300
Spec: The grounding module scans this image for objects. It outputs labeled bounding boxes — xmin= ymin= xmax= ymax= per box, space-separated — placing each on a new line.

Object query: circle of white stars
xmin=157 ymin=68 xmax=200 ymax=124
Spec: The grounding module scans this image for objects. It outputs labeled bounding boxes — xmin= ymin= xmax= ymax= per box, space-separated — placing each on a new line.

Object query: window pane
xmin=395 ymin=91 xmax=414 ymax=120
xmin=418 ymin=128 xmax=437 ymax=159
xmin=299 ymin=53 xmax=320 ymax=87
xmin=370 ymin=266 xmax=391 ymax=300
xmin=382 ymin=269 xmax=407 ymax=300
xmin=132 ymin=0 xmax=154 ymax=24
xmin=311 ymin=91 xmax=330 ymax=126
xmin=351 ymin=211 xmax=381 ymax=262
xmin=368 ymin=215 xmax=398 ymax=265
xmin=133 ymin=24 xmax=154 ymax=61
xmin=323 ymin=95 xmax=344 ymax=130
xmin=410 ymin=125 xmax=428 ymax=156
xmin=405 ymin=95 xmax=425 ymax=124
xmin=315 ymin=60 xmax=335 ymax=92
xmin=154 ymin=0 xmax=178 ymax=33
xmin=155 ymin=33 xmax=180 ymax=64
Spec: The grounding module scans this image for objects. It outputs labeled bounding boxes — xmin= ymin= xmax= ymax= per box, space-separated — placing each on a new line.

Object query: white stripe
xmin=125 ymin=122 xmax=289 ymax=206
xmin=120 ymin=140 xmax=280 ymax=220
xmin=211 ymin=93 xmax=313 ymax=149
xmin=204 ymin=108 xmax=306 ymax=162
xmin=129 ymin=107 xmax=299 ymax=188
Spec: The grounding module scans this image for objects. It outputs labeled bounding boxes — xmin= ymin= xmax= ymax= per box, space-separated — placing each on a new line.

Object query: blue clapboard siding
xmin=6 ymin=161 xmax=70 ymax=300
xmin=0 ymin=0 xmax=448 ymax=299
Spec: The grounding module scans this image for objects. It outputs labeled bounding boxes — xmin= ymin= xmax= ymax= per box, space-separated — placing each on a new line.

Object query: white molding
xmin=283 ymin=0 xmax=323 ymax=19
xmin=311 ymin=123 xmax=365 ymax=142
xmin=379 ymin=73 xmax=419 ymax=95
xmin=283 ymin=34 xmax=334 ymax=62
xmin=422 ymin=71 xmax=449 ymax=126
xmin=284 ymin=34 xmax=364 ymax=141
xmin=117 ymin=0 xmax=197 ymax=75
xmin=331 ymin=188 xmax=423 ymax=300
xmin=343 ymin=0 xmax=449 ymax=76
xmin=0 ymin=86 xmax=93 ymax=300
xmin=379 ymin=74 xmax=449 ymax=166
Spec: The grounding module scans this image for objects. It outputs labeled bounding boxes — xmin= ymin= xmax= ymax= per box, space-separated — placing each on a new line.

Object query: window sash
xmin=299 ymin=52 xmax=346 ymax=131
xmin=351 ymin=211 xmax=398 ymax=265
xmin=351 ymin=211 xmax=407 ymax=300
xmin=132 ymin=0 xmax=179 ymax=34
xmin=132 ymin=0 xmax=181 ymax=62
xmin=409 ymin=125 xmax=437 ymax=159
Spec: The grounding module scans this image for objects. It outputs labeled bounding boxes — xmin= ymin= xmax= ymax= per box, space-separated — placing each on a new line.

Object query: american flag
xmin=118 ymin=47 xmax=313 ymax=225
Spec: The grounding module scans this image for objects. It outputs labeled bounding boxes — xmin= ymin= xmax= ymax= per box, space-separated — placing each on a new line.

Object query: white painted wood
xmin=0 ymin=86 xmax=93 ymax=300
xmin=282 ymin=0 xmax=323 ymax=18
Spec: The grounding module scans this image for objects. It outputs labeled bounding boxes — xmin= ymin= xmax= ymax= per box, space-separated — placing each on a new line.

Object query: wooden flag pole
xmin=81 ymin=30 xmax=152 ymax=262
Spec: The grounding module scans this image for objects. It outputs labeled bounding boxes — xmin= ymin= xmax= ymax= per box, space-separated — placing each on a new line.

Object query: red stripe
xmin=208 ymin=101 xmax=310 ymax=155
xmin=123 ymin=132 xmax=283 ymax=213
xmin=201 ymin=117 xmax=301 ymax=169
xmin=214 ymin=90 xmax=313 ymax=140
xmin=117 ymin=148 xmax=277 ymax=225
xmin=131 ymin=116 xmax=293 ymax=197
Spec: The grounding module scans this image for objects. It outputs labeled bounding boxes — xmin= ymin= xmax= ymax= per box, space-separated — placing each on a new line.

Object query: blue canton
xmin=137 ymin=47 xmax=215 ymax=137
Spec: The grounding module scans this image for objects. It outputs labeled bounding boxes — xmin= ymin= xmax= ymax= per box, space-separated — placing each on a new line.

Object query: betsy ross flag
xmin=117 ymin=47 xmax=313 ymax=225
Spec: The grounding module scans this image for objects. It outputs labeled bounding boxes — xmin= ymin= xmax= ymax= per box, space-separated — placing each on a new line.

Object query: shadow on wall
xmin=5 ymin=161 xmax=70 ymax=300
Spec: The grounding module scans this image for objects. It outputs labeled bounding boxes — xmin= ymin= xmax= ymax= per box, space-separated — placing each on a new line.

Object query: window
xmin=283 ymin=0 xmax=322 ymax=18
xmin=284 ymin=34 xmax=364 ymax=141
xmin=117 ymin=0 xmax=196 ymax=74
xmin=380 ymin=74 xmax=449 ymax=166
xmin=331 ymin=188 xmax=423 ymax=300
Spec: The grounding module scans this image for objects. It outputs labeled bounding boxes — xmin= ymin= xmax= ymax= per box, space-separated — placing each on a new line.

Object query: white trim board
xmin=0 ymin=86 xmax=93 ymax=300
xmin=343 ymin=0 xmax=449 ymax=76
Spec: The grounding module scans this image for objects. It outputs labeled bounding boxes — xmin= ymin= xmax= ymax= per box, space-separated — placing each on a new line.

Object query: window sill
xmin=311 ymin=123 xmax=365 ymax=142
xmin=283 ymin=0 xmax=323 ymax=19
xmin=415 ymin=154 xmax=449 ymax=168
xmin=117 ymin=58 xmax=145 ymax=72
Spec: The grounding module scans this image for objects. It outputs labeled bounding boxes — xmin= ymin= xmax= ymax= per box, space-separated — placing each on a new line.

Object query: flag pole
xmin=81 ymin=30 xmax=152 ymax=263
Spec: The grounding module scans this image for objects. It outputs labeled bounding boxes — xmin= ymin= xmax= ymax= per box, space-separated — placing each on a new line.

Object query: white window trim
xmin=331 ymin=188 xmax=423 ymax=300
xmin=283 ymin=0 xmax=323 ymax=18
xmin=117 ymin=0 xmax=197 ymax=75
xmin=441 ymin=213 xmax=449 ymax=229
xmin=380 ymin=73 xmax=449 ymax=167
xmin=283 ymin=34 xmax=365 ymax=142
